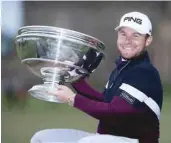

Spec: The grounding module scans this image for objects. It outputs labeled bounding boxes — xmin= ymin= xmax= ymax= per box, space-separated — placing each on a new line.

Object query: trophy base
xmin=28 ymin=84 xmax=63 ymax=103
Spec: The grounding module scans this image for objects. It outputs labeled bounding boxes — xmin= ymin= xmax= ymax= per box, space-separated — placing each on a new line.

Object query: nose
xmin=125 ymin=36 xmax=132 ymax=44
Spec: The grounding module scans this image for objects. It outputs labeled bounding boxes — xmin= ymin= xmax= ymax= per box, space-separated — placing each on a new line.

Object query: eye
xmin=120 ymin=32 xmax=126 ymax=36
xmin=133 ymin=34 xmax=141 ymax=38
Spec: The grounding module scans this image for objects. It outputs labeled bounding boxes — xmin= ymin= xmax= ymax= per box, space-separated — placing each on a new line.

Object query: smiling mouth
xmin=123 ymin=47 xmax=133 ymax=50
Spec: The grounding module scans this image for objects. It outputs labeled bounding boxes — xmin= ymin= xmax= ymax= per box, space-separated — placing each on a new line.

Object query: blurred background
xmin=1 ymin=1 xmax=171 ymax=143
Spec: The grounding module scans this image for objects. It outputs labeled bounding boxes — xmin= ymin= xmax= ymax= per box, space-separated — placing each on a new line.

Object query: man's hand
xmin=49 ymin=85 xmax=76 ymax=105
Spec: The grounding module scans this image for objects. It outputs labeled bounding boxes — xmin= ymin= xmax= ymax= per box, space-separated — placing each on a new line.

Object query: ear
xmin=145 ymin=36 xmax=153 ymax=47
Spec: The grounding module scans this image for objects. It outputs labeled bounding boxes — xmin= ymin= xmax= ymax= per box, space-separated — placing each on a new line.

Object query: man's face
xmin=117 ymin=27 xmax=152 ymax=59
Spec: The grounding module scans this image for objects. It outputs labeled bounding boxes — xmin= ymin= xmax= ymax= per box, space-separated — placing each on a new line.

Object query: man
xmin=50 ymin=12 xmax=163 ymax=143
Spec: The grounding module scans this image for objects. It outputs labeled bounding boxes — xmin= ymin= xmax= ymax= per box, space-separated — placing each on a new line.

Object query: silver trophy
xmin=15 ymin=26 xmax=105 ymax=103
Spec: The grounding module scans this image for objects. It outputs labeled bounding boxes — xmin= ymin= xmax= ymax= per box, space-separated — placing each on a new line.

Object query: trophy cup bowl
xmin=15 ymin=26 xmax=105 ymax=103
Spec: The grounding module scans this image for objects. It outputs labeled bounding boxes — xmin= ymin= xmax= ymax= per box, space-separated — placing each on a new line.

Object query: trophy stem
xmin=28 ymin=67 xmax=69 ymax=103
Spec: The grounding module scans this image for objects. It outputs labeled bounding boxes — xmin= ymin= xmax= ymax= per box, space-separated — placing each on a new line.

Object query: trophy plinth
xmin=15 ymin=26 xmax=105 ymax=103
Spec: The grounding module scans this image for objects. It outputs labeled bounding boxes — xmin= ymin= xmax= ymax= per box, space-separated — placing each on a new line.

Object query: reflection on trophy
xmin=15 ymin=26 xmax=105 ymax=103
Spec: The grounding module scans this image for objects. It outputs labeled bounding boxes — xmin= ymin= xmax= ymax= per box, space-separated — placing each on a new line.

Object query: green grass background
xmin=2 ymin=86 xmax=171 ymax=143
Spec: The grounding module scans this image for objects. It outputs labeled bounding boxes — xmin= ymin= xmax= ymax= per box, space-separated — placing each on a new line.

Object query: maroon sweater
xmin=72 ymin=79 xmax=159 ymax=143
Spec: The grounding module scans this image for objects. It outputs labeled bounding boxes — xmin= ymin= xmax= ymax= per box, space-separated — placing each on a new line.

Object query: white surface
xmin=30 ymin=128 xmax=139 ymax=143
xmin=78 ymin=134 xmax=139 ymax=143
xmin=30 ymin=129 xmax=94 ymax=143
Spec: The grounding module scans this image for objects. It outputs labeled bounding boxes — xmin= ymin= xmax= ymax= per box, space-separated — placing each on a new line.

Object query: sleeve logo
xmin=120 ymin=91 xmax=136 ymax=104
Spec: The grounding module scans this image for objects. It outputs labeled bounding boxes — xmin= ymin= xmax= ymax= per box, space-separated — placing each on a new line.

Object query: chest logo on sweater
xmin=120 ymin=91 xmax=135 ymax=104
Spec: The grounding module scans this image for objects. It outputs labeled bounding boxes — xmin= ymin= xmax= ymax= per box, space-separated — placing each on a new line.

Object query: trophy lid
xmin=17 ymin=25 xmax=105 ymax=52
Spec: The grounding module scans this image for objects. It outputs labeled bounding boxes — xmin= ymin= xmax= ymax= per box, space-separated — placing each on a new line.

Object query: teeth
xmin=124 ymin=48 xmax=132 ymax=50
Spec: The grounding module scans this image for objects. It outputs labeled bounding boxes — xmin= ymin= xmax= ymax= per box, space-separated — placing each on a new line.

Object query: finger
xmin=54 ymin=84 xmax=61 ymax=89
xmin=48 ymin=90 xmax=60 ymax=96
xmin=56 ymin=95 xmax=64 ymax=101
xmin=55 ymin=84 xmax=67 ymax=90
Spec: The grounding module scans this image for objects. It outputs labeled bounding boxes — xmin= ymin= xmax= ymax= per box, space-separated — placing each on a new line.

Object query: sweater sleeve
xmin=73 ymin=67 xmax=162 ymax=121
xmin=74 ymin=93 xmax=144 ymax=122
xmin=72 ymin=79 xmax=104 ymax=101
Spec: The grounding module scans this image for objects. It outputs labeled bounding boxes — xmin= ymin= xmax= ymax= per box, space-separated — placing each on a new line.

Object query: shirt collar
xmin=115 ymin=51 xmax=150 ymax=67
